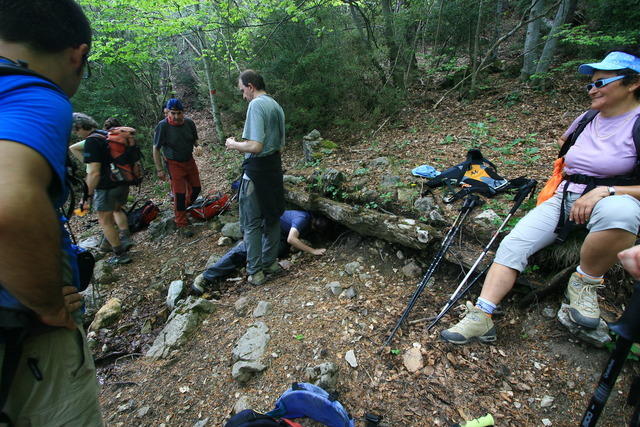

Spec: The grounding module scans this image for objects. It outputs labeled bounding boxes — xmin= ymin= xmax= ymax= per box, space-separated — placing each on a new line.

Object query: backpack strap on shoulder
xmin=559 ymin=109 xmax=599 ymax=158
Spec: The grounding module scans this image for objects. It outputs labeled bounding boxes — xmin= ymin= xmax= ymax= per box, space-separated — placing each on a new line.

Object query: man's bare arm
xmin=0 ymin=140 xmax=71 ymax=327
xmin=225 ymin=137 xmax=263 ymax=154
xmin=287 ymin=228 xmax=326 ymax=256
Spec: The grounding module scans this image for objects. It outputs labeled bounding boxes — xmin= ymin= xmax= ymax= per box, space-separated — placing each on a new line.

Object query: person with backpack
xmin=191 ymin=210 xmax=328 ymax=295
xmin=0 ymin=1 xmax=102 ymax=424
xmin=441 ymin=49 xmax=640 ymax=345
xmin=225 ymin=70 xmax=286 ymax=286
xmin=73 ymin=112 xmax=134 ymax=264
xmin=153 ymin=98 xmax=202 ymax=236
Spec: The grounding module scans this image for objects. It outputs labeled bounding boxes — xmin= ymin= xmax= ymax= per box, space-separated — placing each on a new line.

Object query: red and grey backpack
xmin=106 ymin=126 xmax=144 ymax=185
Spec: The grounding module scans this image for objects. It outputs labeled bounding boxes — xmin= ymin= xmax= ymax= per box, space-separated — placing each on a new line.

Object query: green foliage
xmin=390 ymin=349 xmax=401 ymax=355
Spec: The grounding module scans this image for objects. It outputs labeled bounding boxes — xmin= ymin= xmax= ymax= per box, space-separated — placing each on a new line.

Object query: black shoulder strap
xmin=558 ymin=109 xmax=599 ymax=158
xmin=0 ymin=59 xmax=65 ymax=95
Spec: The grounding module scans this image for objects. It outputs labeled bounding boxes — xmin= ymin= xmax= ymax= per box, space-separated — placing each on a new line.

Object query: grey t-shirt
xmin=242 ymin=94 xmax=285 ymax=158
xmin=153 ymin=117 xmax=198 ymax=162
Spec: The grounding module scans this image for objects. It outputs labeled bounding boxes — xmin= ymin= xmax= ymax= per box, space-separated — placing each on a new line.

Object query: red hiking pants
xmin=166 ymin=158 xmax=201 ymax=227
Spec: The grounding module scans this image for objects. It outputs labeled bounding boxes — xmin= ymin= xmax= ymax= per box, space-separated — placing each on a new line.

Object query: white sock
xmin=576 ymin=265 xmax=603 ymax=281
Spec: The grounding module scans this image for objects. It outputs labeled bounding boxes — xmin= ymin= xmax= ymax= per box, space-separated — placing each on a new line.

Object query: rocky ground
xmin=72 ymin=71 xmax=639 ymax=426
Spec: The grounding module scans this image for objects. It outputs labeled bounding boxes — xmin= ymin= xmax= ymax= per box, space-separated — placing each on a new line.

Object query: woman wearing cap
xmin=440 ymin=49 xmax=640 ymax=345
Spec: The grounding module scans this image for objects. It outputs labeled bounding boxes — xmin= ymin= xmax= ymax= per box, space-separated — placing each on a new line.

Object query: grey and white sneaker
xmin=565 ymin=272 xmax=604 ymax=329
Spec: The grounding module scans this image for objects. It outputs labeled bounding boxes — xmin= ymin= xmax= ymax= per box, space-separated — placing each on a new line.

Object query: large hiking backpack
xmin=105 ymin=126 xmax=144 ymax=185
xmin=187 ymin=192 xmax=230 ymax=220
xmin=265 ymin=382 xmax=356 ymax=427
xmin=225 ymin=410 xmax=303 ymax=427
xmin=126 ymin=200 xmax=160 ymax=233
xmin=426 ymin=149 xmax=510 ymax=202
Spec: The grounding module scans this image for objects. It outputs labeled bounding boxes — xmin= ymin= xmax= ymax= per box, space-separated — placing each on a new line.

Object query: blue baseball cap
xmin=165 ymin=98 xmax=184 ymax=111
xmin=578 ymin=51 xmax=640 ymax=75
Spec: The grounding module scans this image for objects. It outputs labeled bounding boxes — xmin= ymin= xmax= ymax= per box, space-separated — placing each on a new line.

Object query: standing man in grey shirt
xmin=226 ymin=70 xmax=285 ymax=286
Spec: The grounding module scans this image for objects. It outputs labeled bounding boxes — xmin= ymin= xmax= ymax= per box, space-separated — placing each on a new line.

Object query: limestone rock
xmin=232 ymin=322 xmax=270 ymax=362
xmin=221 ymin=222 xmax=243 ymax=240
xmin=304 ymin=362 xmax=339 ymax=393
xmin=401 ymin=261 xmax=422 ymax=278
xmin=166 ymin=280 xmax=184 ymax=310
xmin=253 ymin=301 xmax=272 ymax=318
xmin=403 ymin=347 xmax=424 ymax=373
xmin=146 ymin=297 xmax=216 ymax=359
xmin=369 ymin=157 xmax=390 ymax=168
xmin=414 ymin=196 xmax=438 ymax=213
xmin=89 ymin=298 xmax=122 ymax=331
xmin=232 ymin=361 xmax=267 ymax=384
xmin=233 ymin=396 xmax=251 ymax=414
xmin=235 ymin=297 xmax=252 ymax=316
xmin=217 ymin=236 xmax=233 ymax=246
xmin=345 ymin=350 xmax=357 ymax=368
xmin=326 ymin=281 xmax=342 ymax=296
xmin=557 ymin=303 xmax=611 ymax=347
xmin=93 ymin=260 xmax=118 ymax=285
xmin=344 ymin=262 xmax=360 ymax=275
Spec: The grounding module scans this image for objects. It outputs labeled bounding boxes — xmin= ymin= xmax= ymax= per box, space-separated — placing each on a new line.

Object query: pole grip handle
xmin=509 ymin=179 xmax=537 ymax=214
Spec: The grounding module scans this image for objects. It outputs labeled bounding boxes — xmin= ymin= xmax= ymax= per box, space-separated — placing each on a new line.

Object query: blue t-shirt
xmin=280 ymin=210 xmax=311 ymax=238
xmin=0 ymin=66 xmax=72 ymax=204
xmin=0 ymin=66 xmax=76 ymax=310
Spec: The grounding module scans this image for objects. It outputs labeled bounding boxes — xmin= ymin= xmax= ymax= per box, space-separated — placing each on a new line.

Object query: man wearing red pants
xmin=153 ymin=98 xmax=202 ymax=235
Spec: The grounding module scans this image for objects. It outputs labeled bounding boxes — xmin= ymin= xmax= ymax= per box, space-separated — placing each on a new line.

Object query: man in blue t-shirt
xmin=191 ymin=210 xmax=328 ymax=295
xmin=0 ymin=1 xmax=102 ymax=424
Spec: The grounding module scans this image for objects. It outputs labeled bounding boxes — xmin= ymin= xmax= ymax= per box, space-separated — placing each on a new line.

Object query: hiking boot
xmin=98 ymin=235 xmax=112 ymax=252
xmin=440 ymin=301 xmax=496 ymax=344
xmin=248 ymin=270 xmax=266 ymax=286
xmin=264 ymin=261 xmax=284 ymax=276
xmin=565 ymin=272 xmax=604 ymax=329
xmin=106 ymin=253 xmax=132 ymax=265
xmin=191 ymin=274 xmax=212 ymax=296
xmin=119 ymin=233 xmax=135 ymax=251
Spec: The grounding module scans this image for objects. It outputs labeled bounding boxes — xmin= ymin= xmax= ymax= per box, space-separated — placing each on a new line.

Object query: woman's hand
xmin=569 ymin=186 xmax=609 ymax=224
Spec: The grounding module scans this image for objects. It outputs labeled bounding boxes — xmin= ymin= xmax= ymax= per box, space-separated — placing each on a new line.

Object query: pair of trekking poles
xmin=384 ymin=178 xmax=537 ymax=347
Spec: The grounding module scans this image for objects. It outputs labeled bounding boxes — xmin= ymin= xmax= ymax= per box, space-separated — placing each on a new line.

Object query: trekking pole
xmin=383 ymin=195 xmax=481 ymax=347
xmin=580 ymin=281 xmax=640 ymax=427
xmin=427 ymin=179 xmax=537 ymax=332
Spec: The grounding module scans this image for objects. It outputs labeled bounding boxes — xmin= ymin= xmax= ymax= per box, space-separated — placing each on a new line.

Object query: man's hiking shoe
xmin=565 ymin=272 xmax=604 ymax=329
xmin=191 ymin=274 xmax=212 ymax=296
xmin=98 ymin=235 xmax=112 ymax=252
xmin=248 ymin=271 xmax=266 ymax=286
xmin=264 ymin=261 xmax=284 ymax=277
xmin=106 ymin=253 xmax=132 ymax=265
xmin=440 ymin=302 xmax=496 ymax=344
xmin=119 ymin=234 xmax=135 ymax=251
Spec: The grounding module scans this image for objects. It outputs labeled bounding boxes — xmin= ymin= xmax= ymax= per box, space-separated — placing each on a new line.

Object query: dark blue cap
xmin=165 ymin=98 xmax=184 ymax=111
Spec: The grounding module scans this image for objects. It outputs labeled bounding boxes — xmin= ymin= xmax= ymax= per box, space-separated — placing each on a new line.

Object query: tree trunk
xmin=469 ymin=0 xmax=484 ymax=96
xmin=520 ymin=0 xmax=544 ymax=81
xmin=381 ymin=0 xmax=404 ymax=88
xmin=534 ymin=0 xmax=575 ymax=79
xmin=284 ymin=185 xmax=440 ymax=250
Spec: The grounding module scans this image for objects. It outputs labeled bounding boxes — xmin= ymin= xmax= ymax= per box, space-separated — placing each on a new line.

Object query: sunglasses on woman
xmin=585 ymin=75 xmax=626 ymax=92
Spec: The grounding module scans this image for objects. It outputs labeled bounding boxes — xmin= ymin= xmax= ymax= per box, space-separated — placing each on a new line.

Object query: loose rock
xmin=345 ymin=350 xmax=358 ymax=368
xmin=89 ymin=298 xmax=122 ymax=331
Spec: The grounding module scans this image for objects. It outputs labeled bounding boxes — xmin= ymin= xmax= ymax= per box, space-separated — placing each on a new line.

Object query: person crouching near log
xmin=441 ymin=49 xmax=640 ymax=344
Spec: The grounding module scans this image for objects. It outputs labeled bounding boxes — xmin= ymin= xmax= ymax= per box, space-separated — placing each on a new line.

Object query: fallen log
xmin=284 ymin=185 xmax=441 ymax=249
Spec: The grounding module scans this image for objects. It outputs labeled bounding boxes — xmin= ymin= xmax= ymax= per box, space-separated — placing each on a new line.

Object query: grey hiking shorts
xmin=494 ymin=192 xmax=640 ymax=272
xmin=93 ymin=185 xmax=129 ymax=212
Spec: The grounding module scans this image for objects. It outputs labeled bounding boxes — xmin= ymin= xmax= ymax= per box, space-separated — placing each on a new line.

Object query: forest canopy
xmin=73 ymin=0 xmax=640 ymax=139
